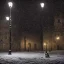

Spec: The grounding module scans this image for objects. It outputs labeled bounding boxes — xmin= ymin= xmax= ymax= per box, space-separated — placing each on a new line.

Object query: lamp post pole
xmin=45 ymin=43 xmax=47 ymax=53
xmin=9 ymin=7 xmax=12 ymax=55
xmin=40 ymin=3 xmax=49 ymax=58
xmin=56 ymin=36 xmax=60 ymax=50
xmin=8 ymin=2 xmax=13 ymax=55
xmin=40 ymin=3 xmax=44 ymax=51
xmin=44 ymin=42 xmax=49 ymax=58
xmin=44 ymin=43 xmax=47 ymax=53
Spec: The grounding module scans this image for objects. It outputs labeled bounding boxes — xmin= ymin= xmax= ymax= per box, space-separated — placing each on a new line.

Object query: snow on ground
xmin=0 ymin=51 xmax=64 ymax=64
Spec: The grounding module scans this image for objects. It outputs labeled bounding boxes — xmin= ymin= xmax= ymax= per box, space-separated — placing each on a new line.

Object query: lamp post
xmin=40 ymin=3 xmax=49 ymax=58
xmin=40 ymin=3 xmax=44 ymax=51
xmin=44 ymin=43 xmax=47 ymax=53
xmin=7 ymin=2 xmax=13 ymax=55
xmin=56 ymin=36 xmax=60 ymax=50
xmin=44 ymin=42 xmax=49 ymax=58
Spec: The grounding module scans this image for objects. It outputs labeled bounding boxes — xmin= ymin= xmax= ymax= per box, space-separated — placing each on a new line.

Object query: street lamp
xmin=40 ymin=2 xmax=49 ymax=58
xmin=56 ymin=36 xmax=60 ymax=50
xmin=44 ymin=42 xmax=49 ymax=58
xmin=56 ymin=36 xmax=60 ymax=40
xmin=8 ymin=1 xmax=13 ymax=55
xmin=40 ymin=3 xmax=44 ymax=8
xmin=6 ymin=16 xmax=10 ymax=21
xmin=40 ymin=3 xmax=44 ymax=51
xmin=44 ymin=42 xmax=47 ymax=53
xmin=8 ymin=2 xmax=13 ymax=8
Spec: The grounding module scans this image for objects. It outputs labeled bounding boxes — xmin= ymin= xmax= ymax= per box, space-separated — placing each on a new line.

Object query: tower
xmin=54 ymin=13 xmax=64 ymax=50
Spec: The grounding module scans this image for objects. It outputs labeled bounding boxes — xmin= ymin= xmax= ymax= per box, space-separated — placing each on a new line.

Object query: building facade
xmin=20 ymin=32 xmax=41 ymax=51
xmin=43 ymin=14 xmax=64 ymax=51
xmin=0 ymin=20 xmax=9 ymax=51
xmin=0 ymin=14 xmax=64 ymax=52
xmin=53 ymin=14 xmax=64 ymax=50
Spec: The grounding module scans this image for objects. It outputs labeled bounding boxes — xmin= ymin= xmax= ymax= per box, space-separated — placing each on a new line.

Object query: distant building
xmin=0 ymin=13 xmax=64 ymax=52
xmin=0 ymin=20 xmax=42 ymax=51
xmin=0 ymin=20 xmax=9 ymax=51
xmin=20 ymin=32 xmax=41 ymax=51
xmin=53 ymin=14 xmax=64 ymax=50
xmin=43 ymin=13 xmax=64 ymax=51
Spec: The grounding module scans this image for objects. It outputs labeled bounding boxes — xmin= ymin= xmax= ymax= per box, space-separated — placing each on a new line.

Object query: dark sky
xmin=0 ymin=0 xmax=64 ymax=36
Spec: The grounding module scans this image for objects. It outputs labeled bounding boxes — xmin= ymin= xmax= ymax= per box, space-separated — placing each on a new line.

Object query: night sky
xmin=0 ymin=0 xmax=64 ymax=36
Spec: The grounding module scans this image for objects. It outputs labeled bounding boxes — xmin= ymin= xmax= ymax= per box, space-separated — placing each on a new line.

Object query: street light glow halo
xmin=44 ymin=43 xmax=46 ymax=46
xmin=8 ymin=2 xmax=13 ymax=8
xmin=40 ymin=3 xmax=44 ymax=8
xmin=6 ymin=16 xmax=10 ymax=21
xmin=56 ymin=36 xmax=60 ymax=40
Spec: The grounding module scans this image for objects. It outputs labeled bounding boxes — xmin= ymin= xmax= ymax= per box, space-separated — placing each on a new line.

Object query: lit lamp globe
xmin=8 ymin=2 xmax=13 ymax=8
xmin=6 ymin=17 xmax=9 ymax=21
xmin=56 ymin=36 xmax=60 ymax=40
xmin=40 ymin=3 xmax=44 ymax=8
xmin=44 ymin=43 xmax=46 ymax=46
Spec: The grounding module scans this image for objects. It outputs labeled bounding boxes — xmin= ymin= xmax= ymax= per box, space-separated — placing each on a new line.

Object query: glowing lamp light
xmin=6 ymin=17 xmax=9 ymax=21
xmin=8 ymin=2 xmax=13 ymax=8
xmin=44 ymin=43 xmax=46 ymax=46
xmin=40 ymin=3 xmax=44 ymax=8
xmin=56 ymin=36 xmax=60 ymax=40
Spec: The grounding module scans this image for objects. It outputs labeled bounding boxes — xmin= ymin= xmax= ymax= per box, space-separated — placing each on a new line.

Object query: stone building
xmin=0 ymin=20 xmax=9 ymax=51
xmin=20 ymin=32 xmax=41 ymax=51
xmin=53 ymin=14 xmax=64 ymax=50
xmin=0 ymin=14 xmax=64 ymax=52
xmin=43 ymin=14 xmax=64 ymax=51
xmin=0 ymin=20 xmax=42 ymax=52
xmin=20 ymin=13 xmax=64 ymax=51
xmin=0 ymin=20 xmax=20 ymax=52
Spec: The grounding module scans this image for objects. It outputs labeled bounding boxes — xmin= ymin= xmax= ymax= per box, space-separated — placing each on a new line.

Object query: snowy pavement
xmin=0 ymin=52 xmax=64 ymax=64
